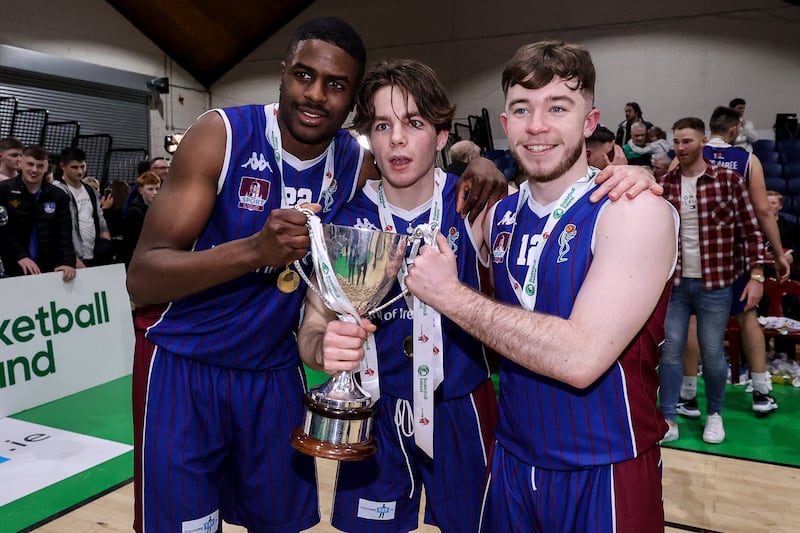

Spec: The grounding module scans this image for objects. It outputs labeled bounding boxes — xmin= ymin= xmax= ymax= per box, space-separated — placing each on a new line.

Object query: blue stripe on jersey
xmin=333 ymin=174 xmax=491 ymax=399
xmin=489 ymin=187 xmax=666 ymax=468
xmin=147 ymin=104 xmax=364 ymax=370
xmin=703 ymin=145 xmax=750 ymax=181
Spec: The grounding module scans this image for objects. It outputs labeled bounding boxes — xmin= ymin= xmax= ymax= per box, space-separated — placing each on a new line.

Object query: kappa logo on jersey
xmin=492 ymin=231 xmax=512 ymax=263
xmin=238 ymin=177 xmax=270 ymax=211
xmin=498 ymin=209 xmax=516 ymax=226
xmin=240 ymin=151 xmax=272 ymax=173
xmin=353 ymin=218 xmax=380 ymax=231
xmin=557 ymin=223 xmax=577 ymax=263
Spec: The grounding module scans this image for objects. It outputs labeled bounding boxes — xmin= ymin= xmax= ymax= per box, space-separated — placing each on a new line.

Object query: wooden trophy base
xmin=290 ymin=427 xmax=377 ymax=461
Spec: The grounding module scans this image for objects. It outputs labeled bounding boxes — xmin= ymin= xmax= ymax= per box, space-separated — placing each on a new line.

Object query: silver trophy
xmin=290 ymin=215 xmax=407 ymax=461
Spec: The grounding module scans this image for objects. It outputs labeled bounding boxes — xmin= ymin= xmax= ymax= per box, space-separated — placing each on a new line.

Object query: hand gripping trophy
xmin=289 ymin=207 xmax=409 ymax=460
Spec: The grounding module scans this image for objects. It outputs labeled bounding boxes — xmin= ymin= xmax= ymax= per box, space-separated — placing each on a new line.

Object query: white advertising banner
xmin=0 ymin=264 xmax=134 ymax=417
xmin=0 ymin=418 xmax=132 ymax=506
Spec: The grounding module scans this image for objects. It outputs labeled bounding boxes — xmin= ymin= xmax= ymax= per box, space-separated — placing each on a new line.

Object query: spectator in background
xmin=585 ymin=125 xmax=616 ymax=170
xmin=148 ymin=157 xmax=170 ymax=180
xmin=623 ymin=122 xmax=653 ymax=167
xmin=445 ymin=139 xmax=481 ymax=176
xmin=615 ymin=101 xmax=653 ymax=146
xmin=0 ymin=137 xmax=24 ymax=181
xmin=122 ymin=171 xmax=160 ymax=266
xmin=651 ymin=154 xmax=672 ymax=179
xmin=101 ymin=179 xmax=131 ymax=263
xmin=53 ymin=147 xmax=112 ymax=268
xmin=766 ymin=190 xmax=798 ymax=269
xmin=126 ymin=157 xmax=170 ymax=219
xmin=730 ymin=97 xmax=758 ymax=152
xmin=0 ymin=145 xmax=76 ymax=280
xmin=646 ymin=126 xmax=672 ymax=160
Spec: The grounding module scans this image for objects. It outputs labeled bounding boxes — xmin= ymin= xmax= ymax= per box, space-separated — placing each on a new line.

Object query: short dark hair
xmin=710 ymin=106 xmax=742 ymax=135
xmin=60 ymin=146 xmax=87 ymax=165
xmin=672 ymin=117 xmax=705 ymax=134
xmin=502 ymin=41 xmax=595 ymax=104
xmin=0 ymin=137 xmax=24 ymax=152
xmin=23 ymin=145 xmax=48 ymax=161
xmin=586 ymin=125 xmax=615 ymax=147
xmin=353 ymin=59 xmax=455 ymax=136
xmin=286 ymin=17 xmax=367 ymax=80
xmin=729 ymin=98 xmax=746 ymax=108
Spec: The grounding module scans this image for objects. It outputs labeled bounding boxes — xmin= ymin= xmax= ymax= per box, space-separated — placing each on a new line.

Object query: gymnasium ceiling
xmin=106 ymin=0 xmax=800 ymax=89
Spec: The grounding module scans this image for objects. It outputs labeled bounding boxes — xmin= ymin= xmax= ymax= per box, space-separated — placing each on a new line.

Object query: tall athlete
xmin=405 ymin=41 xmax=678 ymax=532
xmin=674 ymin=105 xmax=783 ymax=430
xmin=298 ymin=59 xmax=497 ymax=533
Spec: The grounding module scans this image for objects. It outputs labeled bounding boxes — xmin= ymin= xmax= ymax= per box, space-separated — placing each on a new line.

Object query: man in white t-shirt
xmin=53 ymin=147 xmax=111 ymax=267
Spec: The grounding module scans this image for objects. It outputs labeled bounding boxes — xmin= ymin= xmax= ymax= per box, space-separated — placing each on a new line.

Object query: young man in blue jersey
xmin=125 ymin=17 xmax=515 ymax=533
xmin=404 ymin=41 xmax=679 ymax=532
xmin=298 ymin=59 xmax=498 ymax=533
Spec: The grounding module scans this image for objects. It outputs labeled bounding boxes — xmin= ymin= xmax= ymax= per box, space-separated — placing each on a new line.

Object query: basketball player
xmin=404 ymin=41 xmax=679 ymax=532
xmin=298 ymin=59 xmax=497 ymax=533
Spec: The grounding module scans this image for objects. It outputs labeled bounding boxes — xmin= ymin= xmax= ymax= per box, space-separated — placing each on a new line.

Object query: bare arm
xmin=297 ymin=285 xmax=375 ymax=373
xmin=455 ymin=157 xmax=508 ymax=223
xmin=747 ymin=154 xmax=790 ymax=282
xmin=405 ymin=192 xmax=676 ymax=389
xmin=126 ymin=112 xmax=318 ymax=306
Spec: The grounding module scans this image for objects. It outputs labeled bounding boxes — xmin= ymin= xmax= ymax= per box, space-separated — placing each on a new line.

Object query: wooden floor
xmin=30 ymin=448 xmax=800 ymax=532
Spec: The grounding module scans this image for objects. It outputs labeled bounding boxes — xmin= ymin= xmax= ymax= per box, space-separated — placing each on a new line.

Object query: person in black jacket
xmin=0 ymin=145 xmax=76 ymax=280
xmin=122 ymin=171 xmax=160 ymax=266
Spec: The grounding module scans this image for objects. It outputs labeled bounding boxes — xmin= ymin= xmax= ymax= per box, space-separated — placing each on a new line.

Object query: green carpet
xmin=661 ymin=379 xmax=800 ymax=467
xmin=4 ymin=376 xmax=133 ymax=533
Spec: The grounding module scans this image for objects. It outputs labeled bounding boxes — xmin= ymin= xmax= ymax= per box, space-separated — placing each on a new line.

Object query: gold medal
xmin=403 ymin=335 xmax=414 ymax=359
xmin=277 ymin=267 xmax=300 ymax=293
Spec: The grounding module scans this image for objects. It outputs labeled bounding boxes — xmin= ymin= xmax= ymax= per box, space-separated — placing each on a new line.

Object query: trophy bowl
xmin=291 ymin=222 xmax=407 ymax=461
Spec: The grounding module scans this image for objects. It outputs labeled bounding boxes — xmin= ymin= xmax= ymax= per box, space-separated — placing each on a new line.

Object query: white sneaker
xmin=662 ymin=420 xmax=679 ymax=443
xmin=703 ymin=413 xmax=725 ymax=444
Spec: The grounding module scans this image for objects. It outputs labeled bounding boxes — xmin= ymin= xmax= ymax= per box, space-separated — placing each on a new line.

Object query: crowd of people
xmin=2 ymin=14 xmax=794 ymax=533
xmin=0 ymin=144 xmax=166 ymax=278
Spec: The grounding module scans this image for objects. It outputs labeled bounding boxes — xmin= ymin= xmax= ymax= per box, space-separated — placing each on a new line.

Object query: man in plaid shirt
xmin=657 ymin=116 xmax=765 ymax=445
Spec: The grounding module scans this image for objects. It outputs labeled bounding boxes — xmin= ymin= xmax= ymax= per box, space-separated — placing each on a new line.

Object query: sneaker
xmin=703 ymin=413 xmax=725 ymax=444
xmin=676 ymin=396 xmax=701 ymax=418
xmin=752 ymin=391 xmax=779 ymax=413
xmin=662 ymin=421 xmax=679 ymax=443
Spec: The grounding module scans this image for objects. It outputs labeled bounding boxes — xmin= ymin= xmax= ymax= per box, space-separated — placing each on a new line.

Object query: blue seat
xmin=756 ymin=151 xmax=781 ymax=164
xmin=783 ymin=162 xmax=800 ymax=178
xmin=753 ymin=139 xmax=776 ymax=155
xmin=786 ymin=179 xmax=800 ymax=196
xmin=777 ymin=139 xmax=800 ymax=164
xmin=787 ymin=196 xmax=800 ymax=216
xmin=765 ymin=176 xmax=787 ymax=194
xmin=762 ymin=162 xmax=783 ymax=178
xmin=483 ymin=149 xmax=507 ymax=163
xmin=780 ymin=211 xmax=798 ymax=227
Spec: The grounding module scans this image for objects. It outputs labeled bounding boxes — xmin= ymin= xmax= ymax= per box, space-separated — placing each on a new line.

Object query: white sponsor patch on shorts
xmin=357 ymin=498 xmax=396 ymax=520
xmin=182 ymin=509 xmax=219 ymax=533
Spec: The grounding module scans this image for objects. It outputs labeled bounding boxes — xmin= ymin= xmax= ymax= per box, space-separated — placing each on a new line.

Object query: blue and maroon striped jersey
xmin=147 ymin=104 xmax=364 ymax=370
xmin=703 ymin=143 xmax=750 ymax=183
xmin=333 ymin=174 xmax=492 ymax=400
xmin=489 ymin=186 xmax=669 ymax=469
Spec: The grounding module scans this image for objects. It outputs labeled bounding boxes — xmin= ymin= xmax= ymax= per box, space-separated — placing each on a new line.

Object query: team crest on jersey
xmin=492 ymin=231 xmax=512 ymax=263
xmin=446 ymin=226 xmax=459 ymax=252
xmin=9 ymin=199 xmax=20 ymax=208
xmin=238 ymin=177 xmax=270 ymax=211
xmin=557 ymin=223 xmax=577 ymax=263
xmin=43 ymin=202 xmax=56 ymax=214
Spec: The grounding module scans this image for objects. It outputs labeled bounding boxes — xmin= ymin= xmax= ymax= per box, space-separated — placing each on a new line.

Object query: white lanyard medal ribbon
xmin=364 ymin=168 xmax=445 ymax=458
xmin=508 ymin=170 xmax=597 ymax=310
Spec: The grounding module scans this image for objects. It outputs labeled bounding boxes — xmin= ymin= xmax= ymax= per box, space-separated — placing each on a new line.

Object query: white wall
xmin=0 ymin=0 xmax=210 ymax=157
xmin=213 ymin=0 xmax=800 ymax=148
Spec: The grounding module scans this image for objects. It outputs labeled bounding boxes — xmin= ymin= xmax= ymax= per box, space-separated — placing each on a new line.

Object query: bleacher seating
xmin=11 ymin=108 xmax=48 ymax=146
xmin=753 ymin=139 xmax=776 ymax=155
xmin=756 ymin=150 xmax=780 ymax=164
xmin=0 ymin=96 xmax=17 ymax=138
xmin=777 ymin=139 xmax=800 ymax=164
xmin=765 ymin=176 xmax=787 ymax=194
xmin=763 ymin=162 xmax=783 ymax=179
xmin=783 ymin=162 xmax=800 ymax=179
